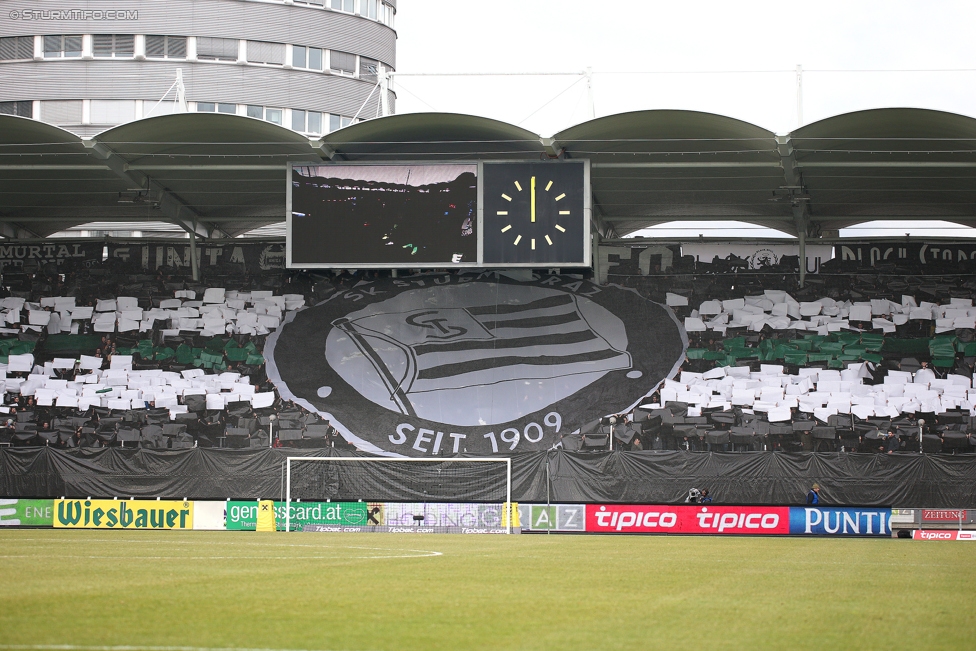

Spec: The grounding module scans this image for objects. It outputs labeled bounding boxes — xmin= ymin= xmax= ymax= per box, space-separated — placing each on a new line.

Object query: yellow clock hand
xmin=530 ymin=176 xmax=536 ymax=223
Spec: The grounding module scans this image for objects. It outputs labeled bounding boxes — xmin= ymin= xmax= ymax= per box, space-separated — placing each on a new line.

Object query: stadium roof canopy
xmin=2 ymin=107 xmax=976 ymax=240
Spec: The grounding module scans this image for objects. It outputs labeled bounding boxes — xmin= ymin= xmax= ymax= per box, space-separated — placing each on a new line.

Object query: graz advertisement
xmin=267 ymin=274 xmax=687 ymax=455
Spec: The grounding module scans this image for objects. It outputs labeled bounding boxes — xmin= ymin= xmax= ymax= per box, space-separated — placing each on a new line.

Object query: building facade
xmin=0 ymin=0 xmax=396 ymax=137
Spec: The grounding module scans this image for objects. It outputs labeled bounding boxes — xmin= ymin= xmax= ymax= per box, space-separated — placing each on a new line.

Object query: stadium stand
xmin=0 ymin=250 xmax=975 ymax=457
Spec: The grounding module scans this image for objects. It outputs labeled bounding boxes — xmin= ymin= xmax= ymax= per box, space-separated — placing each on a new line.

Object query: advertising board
xmin=520 ymin=504 xmax=586 ymax=532
xmin=0 ymin=498 xmax=54 ymax=526
xmin=585 ymin=505 xmax=790 ymax=535
xmin=789 ymin=507 xmax=892 ymax=536
xmin=913 ymin=530 xmax=976 ymax=541
xmin=584 ymin=505 xmax=891 ymax=536
xmin=225 ymin=501 xmax=367 ymax=531
xmin=53 ymin=499 xmax=192 ymax=529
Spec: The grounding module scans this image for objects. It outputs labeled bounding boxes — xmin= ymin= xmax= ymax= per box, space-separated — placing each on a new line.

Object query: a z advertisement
xmin=267 ymin=273 xmax=687 ymax=455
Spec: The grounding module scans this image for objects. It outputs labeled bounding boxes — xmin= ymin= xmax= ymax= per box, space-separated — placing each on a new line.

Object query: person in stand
xmin=884 ymin=429 xmax=899 ymax=454
xmin=699 ymin=489 xmax=713 ymax=504
xmin=806 ymin=483 xmax=821 ymax=505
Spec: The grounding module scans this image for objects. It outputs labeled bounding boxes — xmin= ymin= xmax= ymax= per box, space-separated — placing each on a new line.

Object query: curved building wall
xmin=0 ymin=0 xmax=396 ymax=136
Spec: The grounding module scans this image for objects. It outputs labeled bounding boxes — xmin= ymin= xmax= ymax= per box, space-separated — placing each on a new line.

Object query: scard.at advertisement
xmin=225 ymin=501 xmax=368 ymax=531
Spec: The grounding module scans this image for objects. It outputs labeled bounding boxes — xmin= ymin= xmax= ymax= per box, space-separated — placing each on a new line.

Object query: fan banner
xmin=107 ymin=240 xmax=286 ymax=273
xmin=682 ymin=243 xmax=833 ymax=274
xmin=835 ymin=241 xmax=976 ymax=269
xmin=266 ymin=273 xmax=687 ymax=455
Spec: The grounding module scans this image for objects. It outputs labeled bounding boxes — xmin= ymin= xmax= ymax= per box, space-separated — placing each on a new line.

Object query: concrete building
xmin=0 ymin=0 xmax=396 ymax=137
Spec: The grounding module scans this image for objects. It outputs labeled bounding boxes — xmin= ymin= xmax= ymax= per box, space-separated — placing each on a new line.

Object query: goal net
xmin=284 ymin=456 xmax=513 ymax=532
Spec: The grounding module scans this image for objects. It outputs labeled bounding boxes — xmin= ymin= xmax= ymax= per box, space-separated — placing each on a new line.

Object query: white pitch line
xmin=0 ymin=646 xmax=361 ymax=651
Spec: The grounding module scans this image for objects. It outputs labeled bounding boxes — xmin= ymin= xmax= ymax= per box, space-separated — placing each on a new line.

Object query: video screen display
xmin=289 ymin=164 xmax=478 ymax=267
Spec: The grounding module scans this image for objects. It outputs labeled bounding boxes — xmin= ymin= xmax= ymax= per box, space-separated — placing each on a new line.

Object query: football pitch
xmin=0 ymin=530 xmax=973 ymax=651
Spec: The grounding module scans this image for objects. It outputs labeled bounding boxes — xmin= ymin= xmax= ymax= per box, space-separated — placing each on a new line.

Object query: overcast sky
xmin=394 ymin=0 xmax=976 ymax=136
xmin=391 ymin=0 xmax=976 ymax=238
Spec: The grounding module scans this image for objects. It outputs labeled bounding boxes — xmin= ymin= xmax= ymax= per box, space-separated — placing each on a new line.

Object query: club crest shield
xmin=266 ymin=274 xmax=687 ymax=456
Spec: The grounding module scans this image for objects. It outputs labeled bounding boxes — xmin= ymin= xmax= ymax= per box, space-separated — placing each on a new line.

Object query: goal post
xmin=284 ymin=456 xmax=513 ymax=533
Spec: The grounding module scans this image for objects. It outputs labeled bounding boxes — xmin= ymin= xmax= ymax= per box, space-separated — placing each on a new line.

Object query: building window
xmin=382 ymin=2 xmax=395 ymax=27
xmin=0 ymin=36 xmax=34 ymax=61
xmin=330 ymin=50 xmax=356 ymax=75
xmin=331 ymin=0 xmax=355 ymax=13
xmin=265 ymin=108 xmax=282 ymax=125
xmin=44 ymin=35 xmax=83 ymax=58
xmin=307 ymin=111 xmax=323 ymax=134
xmin=292 ymin=110 xmax=324 ymax=134
xmin=217 ymin=103 xmax=236 ymax=114
xmin=40 ymin=100 xmax=83 ymax=125
xmin=93 ymin=34 xmax=134 ymax=58
xmin=361 ymin=0 xmax=377 ymax=19
xmin=196 ymin=37 xmax=239 ymax=62
xmin=293 ymin=45 xmax=323 ymax=70
xmin=292 ymin=109 xmax=306 ymax=131
xmin=0 ymin=101 xmax=32 ymax=118
xmin=196 ymin=102 xmax=216 ymax=112
xmin=146 ymin=35 xmax=186 ymax=59
xmin=360 ymin=57 xmax=379 ymax=81
xmin=90 ymin=100 xmax=136 ymax=125
xmin=246 ymin=105 xmax=263 ymax=119
xmin=329 ymin=114 xmax=353 ymax=132
xmin=247 ymin=41 xmax=285 ymax=66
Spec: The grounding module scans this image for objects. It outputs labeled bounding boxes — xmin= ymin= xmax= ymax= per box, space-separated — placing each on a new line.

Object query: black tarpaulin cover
xmin=2 ymin=448 xmax=976 ymax=507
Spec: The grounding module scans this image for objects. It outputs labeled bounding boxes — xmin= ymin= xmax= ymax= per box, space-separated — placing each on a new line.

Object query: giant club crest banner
xmin=266 ymin=274 xmax=686 ymax=455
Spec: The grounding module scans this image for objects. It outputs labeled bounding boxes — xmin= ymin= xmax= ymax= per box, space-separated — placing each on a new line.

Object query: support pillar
xmin=189 ymin=229 xmax=199 ymax=282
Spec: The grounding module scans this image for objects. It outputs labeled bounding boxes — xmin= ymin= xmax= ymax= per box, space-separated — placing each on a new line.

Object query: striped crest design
xmin=332 ymin=292 xmax=631 ymax=417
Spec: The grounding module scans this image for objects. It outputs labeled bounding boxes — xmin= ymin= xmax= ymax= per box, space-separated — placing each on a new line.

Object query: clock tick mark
xmin=545 ymin=180 xmax=553 ymax=191
xmin=501 ymin=193 xmax=512 ymax=201
xmin=531 ymin=238 xmax=536 ymax=250
xmin=559 ymin=210 xmax=570 ymax=215
xmin=496 ymin=211 xmax=508 ymax=216
xmin=513 ymin=235 xmax=522 ymax=245
xmin=545 ymin=235 xmax=553 ymax=246
xmin=555 ymin=224 xmax=566 ymax=232
xmin=514 ymin=181 xmax=522 ymax=191
xmin=501 ymin=225 xmax=512 ymax=232
xmin=554 ymin=193 xmax=566 ymax=201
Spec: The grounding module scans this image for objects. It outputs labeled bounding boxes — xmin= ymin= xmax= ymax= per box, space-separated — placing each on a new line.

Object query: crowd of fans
xmin=2 ymin=250 xmax=975 ymax=455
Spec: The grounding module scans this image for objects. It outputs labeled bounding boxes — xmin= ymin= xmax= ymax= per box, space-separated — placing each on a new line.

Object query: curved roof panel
xmin=788 ymin=108 xmax=976 ymax=230
xmin=1 ymin=108 xmax=975 ymax=241
xmin=324 ymin=112 xmax=544 ymax=160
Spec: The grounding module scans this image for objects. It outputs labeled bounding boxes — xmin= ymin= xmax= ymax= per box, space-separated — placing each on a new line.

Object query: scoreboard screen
xmin=287 ymin=161 xmax=589 ymax=268
xmin=289 ymin=164 xmax=478 ymax=267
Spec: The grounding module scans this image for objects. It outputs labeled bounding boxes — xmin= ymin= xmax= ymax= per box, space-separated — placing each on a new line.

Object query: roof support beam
xmin=81 ymin=138 xmax=224 ymax=239
xmin=777 ymin=136 xmax=810 ymax=285
xmin=540 ymin=137 xmax=564 ymax=158
xmin=0 ymin=221 xmax=43 ymax=239
xmin=591 ymin=162 xmax=781 ymax=169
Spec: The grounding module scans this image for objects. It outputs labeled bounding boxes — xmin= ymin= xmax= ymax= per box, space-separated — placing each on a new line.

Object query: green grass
xmin=0 ymin=530 xmax=973 ymax=650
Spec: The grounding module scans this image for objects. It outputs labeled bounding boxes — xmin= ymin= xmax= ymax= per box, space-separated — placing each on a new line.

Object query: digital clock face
xmin=482 ymin=162 xmax=587 ymax=265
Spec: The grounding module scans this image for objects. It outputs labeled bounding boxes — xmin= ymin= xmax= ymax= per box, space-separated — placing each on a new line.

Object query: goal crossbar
xmin=284 ymin=456 xmax=513 ymax=533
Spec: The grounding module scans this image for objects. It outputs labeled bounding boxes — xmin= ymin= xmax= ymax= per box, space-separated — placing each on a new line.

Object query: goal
xmin=284 ymin=456 xmax=513 ymax=533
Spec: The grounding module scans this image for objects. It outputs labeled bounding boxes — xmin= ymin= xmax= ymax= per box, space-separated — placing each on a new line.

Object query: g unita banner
xmin=54 ymin=499 xmax=193 ymax=529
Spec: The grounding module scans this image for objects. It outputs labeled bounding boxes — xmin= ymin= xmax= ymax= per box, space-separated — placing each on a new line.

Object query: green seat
xmin=154 ymin=347 xmax=175 ymax=361
xmin=721 ymin=337 xmax=745 ymax=351
xmin=245 ymin=354 xmax=265 ymax=366
xmin=861 ymin=353 xmax=884 ymax=364
xmin=932 ymin=357 xmax=955 ymax=368
xmin=790 ymin=339 xmax=814 ymax=351
xmin=818 ymin=342 xmax=844 ymax=355
xmin=703 ymin=351 xmax=727 ymax=361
